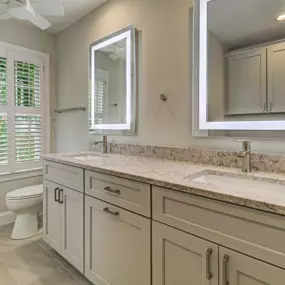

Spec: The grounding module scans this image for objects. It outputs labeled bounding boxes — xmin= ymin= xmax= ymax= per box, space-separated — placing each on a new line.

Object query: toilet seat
xmin=6 ymin=185 xmax=43 ymax=200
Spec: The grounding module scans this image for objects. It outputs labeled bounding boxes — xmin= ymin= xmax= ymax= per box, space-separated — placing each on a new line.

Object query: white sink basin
xmin=188 ymin=170 xmax=282 ymax=193
xmin=63 ymin=153 xmax=109 ymax=160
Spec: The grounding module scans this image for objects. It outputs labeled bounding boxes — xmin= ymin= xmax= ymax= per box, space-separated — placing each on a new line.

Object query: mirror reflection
xmin=94 ymin=38 xmax=127 ymax=125
xmin=207 ymin=0 xmax=285 ymax=126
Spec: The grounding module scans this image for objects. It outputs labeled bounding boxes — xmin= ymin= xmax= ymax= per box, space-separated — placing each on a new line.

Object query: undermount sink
xmin=63 ymin=153 xmax=109 ymax=160
xmin=186 ymin=170 xmax=283 ymax=193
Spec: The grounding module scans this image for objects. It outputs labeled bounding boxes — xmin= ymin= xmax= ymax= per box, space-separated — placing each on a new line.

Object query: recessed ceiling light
xmin=277 ymin=14 xmax=285 ymax=21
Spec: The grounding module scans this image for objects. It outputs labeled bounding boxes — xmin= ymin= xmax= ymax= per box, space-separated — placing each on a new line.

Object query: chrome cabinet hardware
xmin=59 ymin=189 xmax=64 ymax=204
xmin=263 ymin=102 xmax=266 ymax=112
xmin=223 ymin=254 xmax=230 ymax=285
xmin=269 ymin=102 xmax=273 ymax=111
xmin=206 ymin=248 xmax=213 ymax=280
xmin=104 ymin=186 xmax=121 ymax=195
xmin=103 ymin=207 xmax=119 ymax=216
xmin=54 ymin=187 xmax=60 ymax=202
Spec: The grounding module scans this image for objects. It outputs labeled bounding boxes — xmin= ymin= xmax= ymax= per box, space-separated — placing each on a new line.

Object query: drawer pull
xmin=104 ymin=187 xmax=121 ymax=195
xmin=206 ymin=248 xmax=213 ymax=280
xmin=54 ymin=187 xmax=60 ymax=202
xmin=59 ymin=189 xmax=64 ymax=204
xmin=223 ymin=254 xmax=229 ymax=285
xmin=103 ymin=207 xmax=119 ymax=216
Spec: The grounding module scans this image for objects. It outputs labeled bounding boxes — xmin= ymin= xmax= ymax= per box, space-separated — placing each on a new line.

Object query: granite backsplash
xmin=89 ymin=142 xmax=285 ymax=174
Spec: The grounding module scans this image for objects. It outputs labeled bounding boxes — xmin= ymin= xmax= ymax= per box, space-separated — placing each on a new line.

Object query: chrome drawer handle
xmin=54 ymin=187 xmax=60 ymax=202
xmin=104 ymin=187 xmax=120 ymax=195
xmin=206 ymin=248 xmax=213 ymax=280
xmin=223 ymin=254 xmax=229 ymax=285
xmin=103 ymin=207 xmax=119 ymax=216
xmin=59 ymin=189 xmax=64 ymax=204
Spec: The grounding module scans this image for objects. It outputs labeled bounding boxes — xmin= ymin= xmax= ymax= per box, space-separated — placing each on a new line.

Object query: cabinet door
xmin=267 ymin=42 xmax=285 ymax=113
xmin=227 ymin=48 xmax=267 ymax=115
xmin=43 ymin=180 xmax=61 ymax=253
xmin=219 ymin=247 xmax=285 ymax=285
xmin=153 ymin=221 xmax=218 ymax=285
xmin=85 ymin=196 xmax=151 ymax=285
xmin=60 ymin=187 xmax=84 ymax=273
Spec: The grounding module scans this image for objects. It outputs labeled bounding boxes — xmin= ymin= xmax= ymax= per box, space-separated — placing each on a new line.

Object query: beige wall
xmin=0 ymin=20 xmax=56 ymax=215
xmin=56 ymin=0 xmax=285 ymax=154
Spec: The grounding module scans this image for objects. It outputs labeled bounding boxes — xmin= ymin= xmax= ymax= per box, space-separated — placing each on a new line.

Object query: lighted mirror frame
xmin=89 ymin=25 xmax=136 ymax=132
xmin=196 ymin=0 xmax=285 ymax=131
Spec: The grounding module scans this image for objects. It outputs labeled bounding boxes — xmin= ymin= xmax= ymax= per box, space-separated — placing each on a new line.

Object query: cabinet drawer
xmin=153 ymin=186 xmax=285 ymax=269
xmin=44 ymin=161 xmax=84 ymax=192
xmin=85 ymin=170 xmax=151 ymax=217
xmin=85 ymin=196 xmax=151 ymax=285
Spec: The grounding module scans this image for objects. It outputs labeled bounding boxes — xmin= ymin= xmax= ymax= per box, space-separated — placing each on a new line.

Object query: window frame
xmin=0 ymin=41 xmax=50 ymax=175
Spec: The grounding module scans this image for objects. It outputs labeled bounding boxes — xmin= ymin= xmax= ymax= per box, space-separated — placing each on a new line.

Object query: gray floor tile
xmin=0 ymin=224 xmax=89 ymax=285
xmin=0 ymin=260 xmax=17 ymax=285
xmin=27 ymin=272 xmax=82 ymax=285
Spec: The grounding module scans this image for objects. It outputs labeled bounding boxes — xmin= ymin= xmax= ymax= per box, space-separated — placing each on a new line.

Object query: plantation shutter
xmin=0 ymin=47 xmax=46 ymax=174
xmin=0 ymin=56 xmax=8 ymax=167
xmin=13 ymin=58 xmax=44 ymax=170
xmin=94 ymin=78 xmax=105 ymax=124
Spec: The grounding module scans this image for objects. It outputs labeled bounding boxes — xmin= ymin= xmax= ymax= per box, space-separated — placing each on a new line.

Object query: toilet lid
xmin=6 ymin=184 xmax=43 ymax=200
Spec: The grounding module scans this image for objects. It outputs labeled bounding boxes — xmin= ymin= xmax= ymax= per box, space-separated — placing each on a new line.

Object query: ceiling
xmin=39 ymin=0 xmax=108 ymax=34
xmin=208 ymin=0 xmax=285 ymax=50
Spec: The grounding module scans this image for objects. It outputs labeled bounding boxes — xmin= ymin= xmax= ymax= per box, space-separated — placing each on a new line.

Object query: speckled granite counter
xmin=43 ymin=152 xmax=285 ymax=216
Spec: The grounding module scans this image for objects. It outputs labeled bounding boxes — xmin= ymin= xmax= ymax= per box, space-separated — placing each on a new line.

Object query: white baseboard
xmin=0 ymin=211 xmax=16 ymax=227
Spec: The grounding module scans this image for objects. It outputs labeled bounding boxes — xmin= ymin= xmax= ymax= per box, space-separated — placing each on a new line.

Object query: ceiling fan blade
xmin=29 ymin=13 xmax=51 ymax=30
xmin=32 ymin=1 xmax=64 ymax=16
xmin=9 ymin=6 xmax=31 ymax=20
xmin=0 ymin=12 xmax=11 ymax=20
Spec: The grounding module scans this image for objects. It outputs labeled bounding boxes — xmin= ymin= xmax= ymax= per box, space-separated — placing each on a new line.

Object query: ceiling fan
xmin=101 ymin=44 xmax=126 ymax=60
xmin=0 ymin=0 xmax=64 ymax=30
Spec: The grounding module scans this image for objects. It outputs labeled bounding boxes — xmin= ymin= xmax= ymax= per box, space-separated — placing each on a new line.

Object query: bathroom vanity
xmin=43 ymin=152 xmax=285 ymax=285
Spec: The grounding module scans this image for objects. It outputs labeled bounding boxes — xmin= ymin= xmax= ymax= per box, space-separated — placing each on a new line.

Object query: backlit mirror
xmin=193 ymin=0 xmax=285 ymax=136
xmin=89 ymin=25 xmax=136 ymax=134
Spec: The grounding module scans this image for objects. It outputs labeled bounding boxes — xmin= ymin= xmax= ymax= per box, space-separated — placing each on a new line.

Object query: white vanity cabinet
xmin=153 ymin=221 xmax=219 ymax=285
xmin=219 ymin=247 xmax=285 ymax=285
xmin=43 ymin=162 xmax=84 ymax=273
xmin=85 ymin=196 xmax=151 ymax=285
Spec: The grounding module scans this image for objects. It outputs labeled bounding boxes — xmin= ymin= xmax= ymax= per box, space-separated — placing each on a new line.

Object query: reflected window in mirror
xmin=89 ymin=25 xmax=136 ymax=135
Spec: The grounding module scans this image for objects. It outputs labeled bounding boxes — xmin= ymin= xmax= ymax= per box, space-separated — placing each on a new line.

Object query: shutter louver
xmin=0 ymin=57 xmax=7 ymax=105
xmin=14 ymin=61 xmax=41 ymax=108
xmin=0 ymin=114 xmax=8 ymax=165
xmin=15 ymin=115 xmax=42 ymax=163
xmin=95 ymin=79 xmax=104 ymax=115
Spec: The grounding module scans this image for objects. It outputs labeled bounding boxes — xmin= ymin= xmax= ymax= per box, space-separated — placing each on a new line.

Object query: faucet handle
xmin=234 ymin=140 xmax=251 ymax=150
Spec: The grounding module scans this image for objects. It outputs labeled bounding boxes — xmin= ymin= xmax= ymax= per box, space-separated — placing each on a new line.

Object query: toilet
xmin=6 ymin=184 xmax=43 ymax=240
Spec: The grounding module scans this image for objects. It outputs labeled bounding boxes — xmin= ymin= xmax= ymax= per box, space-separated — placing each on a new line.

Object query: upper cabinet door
xmin=227 ymin=48 xmax=267 ymax=115
xmin=267 ymin=42 xmax=285 ymax=113
xmin=60 ymin=186 xmax=84 ymax=273
xmin=43 ymin=180 xmax=61 ymax=253
xmin=219 ymin=247 xmax=285 ymax=285
xmin=153 ymin=221 xmax=218 ymax=285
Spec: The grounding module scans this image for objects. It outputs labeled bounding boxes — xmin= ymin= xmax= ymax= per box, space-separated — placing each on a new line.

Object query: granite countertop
xmin=43 ymin=152 xmax=285 ymax=216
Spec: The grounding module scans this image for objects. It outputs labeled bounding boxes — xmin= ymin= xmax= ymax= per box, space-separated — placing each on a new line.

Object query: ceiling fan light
xmin=277 ymin=14 xmax=285 ymax=21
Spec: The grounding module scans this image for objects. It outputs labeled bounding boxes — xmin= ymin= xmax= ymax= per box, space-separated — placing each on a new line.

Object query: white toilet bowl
xmin=6 ymin=185 xmax=43 ymax=240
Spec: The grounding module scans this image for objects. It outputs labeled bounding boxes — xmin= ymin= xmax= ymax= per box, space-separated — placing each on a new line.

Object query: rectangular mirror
xmin=194 ymin=0 xmax=285 ymax=134
xmin=89 ymin=25 xmax=136 ymax=134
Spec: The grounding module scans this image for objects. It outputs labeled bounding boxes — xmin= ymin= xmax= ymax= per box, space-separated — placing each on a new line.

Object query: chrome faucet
xmin=93 ymin=135 xmax=108 ymax=154
xmin=236 ymin=140 xmax=251 ymax=173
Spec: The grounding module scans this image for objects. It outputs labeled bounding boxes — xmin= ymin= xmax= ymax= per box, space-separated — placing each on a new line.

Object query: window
xmin=0 ymin=43 xmax=49 ymax=174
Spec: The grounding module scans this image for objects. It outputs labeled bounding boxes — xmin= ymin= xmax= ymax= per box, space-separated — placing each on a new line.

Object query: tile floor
xmin=0 ymin=223 xmax=92 ymax=285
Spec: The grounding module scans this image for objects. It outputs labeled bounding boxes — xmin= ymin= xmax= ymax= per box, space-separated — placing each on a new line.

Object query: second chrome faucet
xmin=236 ymin=140 xmax=251 ymax=173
